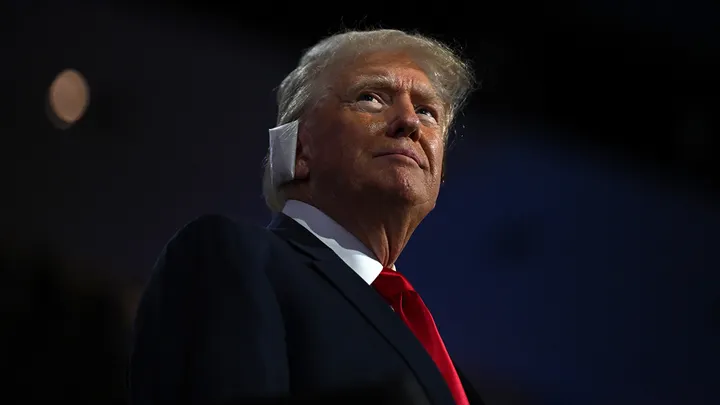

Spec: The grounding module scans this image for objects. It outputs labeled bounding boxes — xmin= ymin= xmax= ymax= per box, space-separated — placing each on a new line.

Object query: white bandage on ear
xmin=268 ymin=120 xmax=299 ymax=188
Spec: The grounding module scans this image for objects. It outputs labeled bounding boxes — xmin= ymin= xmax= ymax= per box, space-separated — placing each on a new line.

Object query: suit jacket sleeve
xmin=129 ymin=215 xmax=290 ymax=405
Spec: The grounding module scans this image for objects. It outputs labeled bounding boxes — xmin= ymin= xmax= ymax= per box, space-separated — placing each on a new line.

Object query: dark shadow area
xmin=0 ymin=239 xmax=129 ymax=404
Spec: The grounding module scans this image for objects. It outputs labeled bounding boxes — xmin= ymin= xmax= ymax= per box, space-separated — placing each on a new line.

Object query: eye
xmin=357 ymin=93 xmax=382 ymax=104
xmin=416 ymin=106 xmax=437 ymax=120
xmin=354 ymin=93 xmax=384 ymax=112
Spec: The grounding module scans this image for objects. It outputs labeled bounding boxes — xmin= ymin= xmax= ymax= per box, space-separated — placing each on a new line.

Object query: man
xmin=130 ymin=29 xmax=480 ymax=405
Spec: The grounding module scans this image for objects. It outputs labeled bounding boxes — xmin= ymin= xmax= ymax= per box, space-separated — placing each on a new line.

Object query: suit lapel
xmin=455 ymin=365 xmax=485 ymax=405
xmin=268 ymin=213 xmax=456 ymax=405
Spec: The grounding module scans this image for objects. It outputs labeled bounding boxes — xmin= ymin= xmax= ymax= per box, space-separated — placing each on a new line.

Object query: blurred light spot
xmin=48 ymin=69 xmax=89 ymax=128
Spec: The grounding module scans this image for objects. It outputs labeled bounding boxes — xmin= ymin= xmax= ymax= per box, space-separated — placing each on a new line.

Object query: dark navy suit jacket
xmin=129 ymin=213 xmax=483 ymax=405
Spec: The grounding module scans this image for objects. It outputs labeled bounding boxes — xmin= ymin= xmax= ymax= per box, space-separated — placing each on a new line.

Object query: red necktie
xmin=372 ymin=268 xmax=470 ymax=405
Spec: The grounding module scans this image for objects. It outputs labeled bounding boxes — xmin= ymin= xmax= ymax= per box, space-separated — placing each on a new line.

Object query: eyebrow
xmin=345 ymin=73 xmax=444 ymax=108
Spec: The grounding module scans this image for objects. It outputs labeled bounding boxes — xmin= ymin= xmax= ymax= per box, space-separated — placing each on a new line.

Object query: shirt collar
xmin=281 ymin=200 xmax=386 ymax=284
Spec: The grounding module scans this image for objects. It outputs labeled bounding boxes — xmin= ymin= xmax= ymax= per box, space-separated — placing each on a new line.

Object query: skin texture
xmin=285 ymin=51 xmax=447 ymax=267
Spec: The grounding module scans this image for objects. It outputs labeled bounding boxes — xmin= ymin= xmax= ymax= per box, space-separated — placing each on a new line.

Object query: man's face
xmin=297 ymin=51 xmax=447 ymax=210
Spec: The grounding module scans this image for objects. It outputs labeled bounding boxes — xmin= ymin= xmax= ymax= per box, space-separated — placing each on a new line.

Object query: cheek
xmin=331 ymin=117 xmax=375 ymax=164
xmin=310 ymin=111 xmax=385 ymax=175
xmin=367 ymin=120 xmax=386 ymax=136
xmin=427 ymin=139 xmax=445 ymax=173
xmin=310 ymin=122 xmax=361 ymax=172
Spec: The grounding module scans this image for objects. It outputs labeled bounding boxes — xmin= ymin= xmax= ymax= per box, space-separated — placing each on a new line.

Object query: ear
xmin=294 ymin=122 xmax=311 ymax=180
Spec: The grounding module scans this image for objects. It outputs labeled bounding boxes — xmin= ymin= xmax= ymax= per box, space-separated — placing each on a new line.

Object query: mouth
xmin=375 ymin=148 xmax=425 ymax=168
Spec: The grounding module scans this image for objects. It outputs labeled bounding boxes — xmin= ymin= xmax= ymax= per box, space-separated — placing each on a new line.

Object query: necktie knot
xmin=373 ymin=267 xmax=415 ymax=301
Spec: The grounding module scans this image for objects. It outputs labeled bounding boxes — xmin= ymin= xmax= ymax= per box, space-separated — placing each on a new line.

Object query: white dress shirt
xmin=281 ymin=199 xmax=393 ymax=285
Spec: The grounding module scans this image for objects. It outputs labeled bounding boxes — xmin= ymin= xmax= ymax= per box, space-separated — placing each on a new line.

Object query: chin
xmin=370 ymin=174 xmax=429 ymax=204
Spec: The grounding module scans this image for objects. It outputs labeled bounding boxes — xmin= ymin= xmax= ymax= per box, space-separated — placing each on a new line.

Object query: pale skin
xmin=285 ymin=51 xmax=448 ymax=268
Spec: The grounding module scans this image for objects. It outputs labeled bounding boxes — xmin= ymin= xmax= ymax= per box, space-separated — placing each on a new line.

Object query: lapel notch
xmin=268 ymin=213 xmax=456 ymax=405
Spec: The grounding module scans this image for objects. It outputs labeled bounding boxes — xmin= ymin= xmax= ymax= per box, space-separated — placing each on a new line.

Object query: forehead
xmin=333 ymin=52 xmax=441 ymax=102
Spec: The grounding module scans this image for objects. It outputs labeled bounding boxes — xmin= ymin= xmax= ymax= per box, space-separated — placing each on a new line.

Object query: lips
xmin=375 ymin=148 xmax=425 ymax=168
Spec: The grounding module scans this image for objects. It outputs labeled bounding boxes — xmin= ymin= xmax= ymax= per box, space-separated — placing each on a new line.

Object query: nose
xmin=385 ymin=95 xmax=421 ymax=142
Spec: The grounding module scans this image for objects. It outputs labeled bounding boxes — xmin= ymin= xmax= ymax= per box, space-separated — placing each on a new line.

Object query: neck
xmin=294 ymin=195 xmax=428 ymax=267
